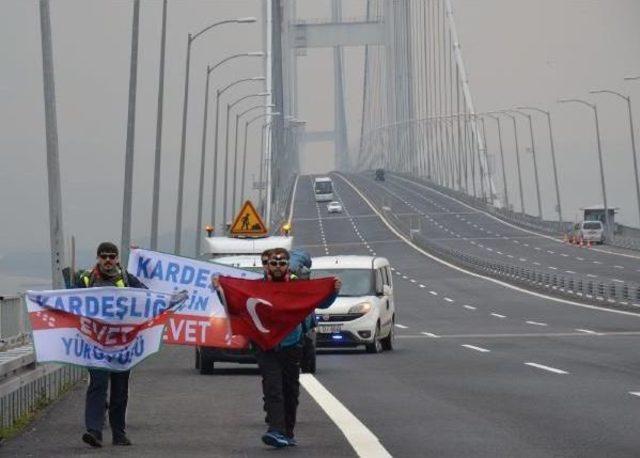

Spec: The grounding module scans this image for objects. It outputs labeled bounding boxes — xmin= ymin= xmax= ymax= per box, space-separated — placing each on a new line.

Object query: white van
xmin=571 ymin=220 xmax=605 ymax=244
xmin=311 ymin=255 xmax=395 ymax=353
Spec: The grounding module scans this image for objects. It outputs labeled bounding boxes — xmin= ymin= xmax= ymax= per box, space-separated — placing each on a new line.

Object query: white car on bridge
xmin=311 ymin=255 xmax=395 ymax=353
xmin=327 ymin=201 xmax=343 ymax=214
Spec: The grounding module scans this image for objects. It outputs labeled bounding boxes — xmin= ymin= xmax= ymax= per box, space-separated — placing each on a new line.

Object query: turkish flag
xmin=218 ymin=276 xmax=336 ymax=350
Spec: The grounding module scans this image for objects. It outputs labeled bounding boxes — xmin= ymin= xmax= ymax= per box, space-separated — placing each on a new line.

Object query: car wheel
xmin=365 ymin=323 xmax=383 ymax=354
xmin=199 ymin=350 xmax=215 ymax=375
xmin=381 ymin=317 xmax=395 ymax=351
xmin=195 ymin=348 xmax=200 ymax=370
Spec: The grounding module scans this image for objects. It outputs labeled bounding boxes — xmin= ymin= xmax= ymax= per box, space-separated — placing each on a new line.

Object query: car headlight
xmin=348 ymin=302 xmax=372 ymax=314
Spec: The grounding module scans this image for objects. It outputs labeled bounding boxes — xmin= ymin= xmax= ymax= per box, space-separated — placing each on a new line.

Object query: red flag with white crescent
xmin=218 ymin=277 xmax=336 ymax=351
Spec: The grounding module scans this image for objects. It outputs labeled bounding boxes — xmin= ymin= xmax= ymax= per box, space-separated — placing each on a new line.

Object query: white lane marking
xmin=575 ymin=329 xmax=598 ymax=334
xmin=533 ymin=261 xmax=541 ymax=266
xmin=565 ymin=270 xmax=576 ymax=274
xmin=549 ymin=266 xmax=558 ymax=270
xmin=421 ymin=332 xmax=440 ymax=338
xmin=419 ymin=284 xmax=426 ymax=288
xmin=593 ymin=261 xmax=602 ymax=264
xmin=410 ymin=279 xmax=416 ymax=283
xmin=395 ymin=324 xmax=408 ymax=329
xmin=300 ymin=374 xmax=391 ymax=457
xmin=576 ymin=257 xmax=584 ymax=261
xmin=462 ymin=344 xmax=491 ymax=353
xmin=560 ymin=253 xmax=569 ymax=257
xmin=491 ymin=313 xmax=506 ymax=318
xmin=429 ymin=291 xmax=438 ymax=296
xmin=526 ymin=321 xmax=548 ymax=326
xmin=444 ymin=297 xmax=454 ymax=303
xmin=613 ymin=279 xmax=624 ymax=283
xmin=525 ymin=362 xmax=569 ymax=375
xmin=587 ymin=274 xmax=598 ymax=278
xmin=629 ymin=392 xmax=640 ymax=397
xmin=336 ymin=173 xmax=640 ymax=318
xmin=547 ymin=250 xmax=555 ymax=254
xmin=463 ymin=305 xmax=477 ymax=310
xmin=614 ymin=265 xmax=624 ymax=269
xmin=519 ymin=258 xmax=527 ymax=262
xmin=402 ymin=275 xmax=408 ymax=279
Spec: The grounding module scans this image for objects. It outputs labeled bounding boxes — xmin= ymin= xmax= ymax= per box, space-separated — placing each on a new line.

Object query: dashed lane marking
xmin=421 ymin=332 xmax=440 ymax=338
xmin=491 ymin=313 xmax=506 ymax=318
xmin=576 ymin=329 xmax=598 ymax=334
xmin=444 ymin=297 xmax=454 ymax=303
xmin=463 ymin=305 xmax=477 ymax=310
xmin=524 ymin=362 xmax=569 ymax=375
xmin=395 ymin=324 xmax=408 ymax=329
xmin=461 ymin=344 xmax=490 ymax=353
xmin=526 ymin=321 xmax=548 ymax=326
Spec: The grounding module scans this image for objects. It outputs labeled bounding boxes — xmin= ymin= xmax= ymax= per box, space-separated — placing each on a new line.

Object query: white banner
xmin=26 ymin=288 xmax=186 ymax=371
xmin=127 ymin=249 xmax=262 ymax=346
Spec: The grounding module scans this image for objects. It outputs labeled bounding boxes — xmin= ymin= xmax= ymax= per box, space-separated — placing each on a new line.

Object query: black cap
xmin=97 ymin=242 xmax=119 ymax=256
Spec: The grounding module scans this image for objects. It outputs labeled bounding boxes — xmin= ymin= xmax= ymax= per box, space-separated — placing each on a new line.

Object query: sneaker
xmin=286 ymin=436 xmax=298 ymax=447
xmin=261 ymin=431 xmax=289 ymax=448
xmin=82 ymin=431 xmax=102 ymax=448
xmin=113 ymin=435 xmax=132 ymax=446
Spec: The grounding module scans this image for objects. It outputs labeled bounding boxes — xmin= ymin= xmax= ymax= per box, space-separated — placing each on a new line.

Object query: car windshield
xmin=311 ymin=268 xmax=373 ymax=296
xmin=583 ymin=222 xmax=602 ymax=230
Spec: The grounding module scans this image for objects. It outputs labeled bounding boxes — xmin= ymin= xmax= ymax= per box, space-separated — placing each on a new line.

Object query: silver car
xmin=327 ymin=201 xmax=343 ymax=214
xmin=571 ymin=220 xmax=605 ymax=244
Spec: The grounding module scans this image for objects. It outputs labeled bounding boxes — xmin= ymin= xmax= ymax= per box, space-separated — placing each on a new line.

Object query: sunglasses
xmin=268 ymin=259 xmax=289 ymax=267
xmin=99 ymin=253 xmax=118 ymax=260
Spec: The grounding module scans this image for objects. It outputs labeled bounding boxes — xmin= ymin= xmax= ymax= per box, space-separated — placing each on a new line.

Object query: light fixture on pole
xmin=516 ymin=105 xmax=563 ymax=228
xmin=590 ymin=89 xmax=640 ymax=227
xmin=232 ymin=104 xmax=275 ymax=212
xmin=174 ymin=16 xmax=256 ymax=254
xmin=193 ymin=56 xmax=263 ymax=256
xmin=558 ymin=98 xmax=610 ymax=237
xmin=222 ymin=92 xmax=270 ymax=230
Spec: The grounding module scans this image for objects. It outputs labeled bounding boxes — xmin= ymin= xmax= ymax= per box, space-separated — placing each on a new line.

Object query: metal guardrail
xmin=0 ymin=296 xmax=31 ymax=351
xmin=392 ymin=173 xmax=640 ymax=252
xmin=351 ymin=175 xmax=640 ymax=310
xmin=0 ymin=295 xmax=85 ymax=432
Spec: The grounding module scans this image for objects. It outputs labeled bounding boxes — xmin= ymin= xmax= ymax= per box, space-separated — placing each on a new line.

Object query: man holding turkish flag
xmin=213 ymin=248 xmax=340 ymax=448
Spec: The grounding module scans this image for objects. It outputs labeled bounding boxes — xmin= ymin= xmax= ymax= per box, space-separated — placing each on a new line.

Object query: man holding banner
xmin=213 ymin=248 xmax=341 ymax=448
xmin=75 ymin=242 xmax=147 ymax=448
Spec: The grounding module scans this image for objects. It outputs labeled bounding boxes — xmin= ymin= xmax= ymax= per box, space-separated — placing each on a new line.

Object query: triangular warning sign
xmin=229 ymin=201 xmax=268 ymax=237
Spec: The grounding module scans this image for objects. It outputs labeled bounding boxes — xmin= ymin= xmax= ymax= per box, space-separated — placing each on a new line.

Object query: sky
xmin=1 ymin=0 xmax=640 ymax=292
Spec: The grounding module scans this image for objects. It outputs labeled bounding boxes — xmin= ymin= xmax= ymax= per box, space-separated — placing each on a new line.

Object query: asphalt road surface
xmin=358 ymin=173 xmax=640 ymax=286
xmin=5 ymin=173 xmax=640 ymax=457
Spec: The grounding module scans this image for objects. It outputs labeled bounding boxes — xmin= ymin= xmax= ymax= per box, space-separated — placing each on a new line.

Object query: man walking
xmin=76 ymin=242 xmax=146 ymax=448
xmin=215 ymin=247 xmax=340 ymax=448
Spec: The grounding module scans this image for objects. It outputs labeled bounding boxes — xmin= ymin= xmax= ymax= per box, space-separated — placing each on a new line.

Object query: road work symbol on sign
xmin=230 ymin=201 xmax=268 ymax=237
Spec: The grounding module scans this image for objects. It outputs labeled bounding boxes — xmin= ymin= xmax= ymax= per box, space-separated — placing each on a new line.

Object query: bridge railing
xmin=350 ymin=174 xmax=640 ymax=309
xmin=0 ymin=295 xmax=85 ymax=432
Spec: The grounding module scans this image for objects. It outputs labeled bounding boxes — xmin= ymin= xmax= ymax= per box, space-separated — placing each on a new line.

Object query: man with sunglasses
xmin=256 ymin=248 xmax=339 ymax=448
xmin=75 ymin=242 xmax=146 ymax=448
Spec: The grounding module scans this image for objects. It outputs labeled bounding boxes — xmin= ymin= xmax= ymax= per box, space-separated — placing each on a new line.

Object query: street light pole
xmin=39 ymin=0 xmax=66 ymax=288
xmin=590 ymin=89 xmax=640 ymax=227
xmin=558 ymin=98 xmax=610 ymax=237
xmin=232 ymin=104 xmax=274 ymax=212
xmin=511 ymin=110 xmax=543 ymax=219
xmin=494 ymin=112 xmax=525 ymax=214
xmin=175 ymin=17 xmax=256 ymax=255
xmin=210 ymin=77 xmax=265 ymax=231
xmin=516 ymin=106 xmax=563 ymax=228
xmin=222 ymin=92 xmax=270 ymax=230
xmin=150 ymin=0 xmax=167 ymax=251
xmin=485 ymin=114 xmax=509 ymax=211
xmin=121 ymin=0 xmax=140 ymax=265
xmin=241 ymin=112 xmax=279 ymax=206
xmin=194 ymin=55 xmax=263 ymax=255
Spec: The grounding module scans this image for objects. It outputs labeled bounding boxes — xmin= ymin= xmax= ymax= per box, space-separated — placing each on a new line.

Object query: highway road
xmin=357 ymin=173 xmax=640 ymax=287
xmin=5 ymin=173 xmax=640 ymax=457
